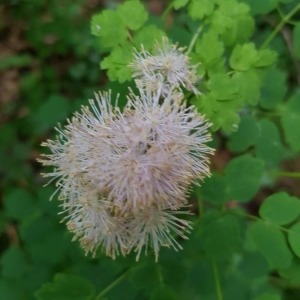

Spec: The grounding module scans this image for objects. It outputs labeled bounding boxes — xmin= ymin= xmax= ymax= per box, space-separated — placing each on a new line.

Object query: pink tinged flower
xmin=129 ymin=37 xmax=200 ymax=95
xmin=128 ymin=207 xmax=192 ymax=262
xmin=95 ymin=84 xmax=213 ymax=214
xmin=62 ymin=194 xmax=128 ymax=259
xmin=38 ymin=84 xmax=214 ymax=260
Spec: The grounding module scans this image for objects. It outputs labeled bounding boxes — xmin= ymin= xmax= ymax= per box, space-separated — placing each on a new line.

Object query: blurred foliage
xmin=1 ymin=0 xmax=300 ymax=300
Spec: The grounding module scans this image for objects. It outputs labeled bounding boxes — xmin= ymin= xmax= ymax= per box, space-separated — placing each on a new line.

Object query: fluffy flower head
xmin=39 ymin=40 xmax=213 ymax=261
xmin=129 ymin=37 xmax=200 ymax=94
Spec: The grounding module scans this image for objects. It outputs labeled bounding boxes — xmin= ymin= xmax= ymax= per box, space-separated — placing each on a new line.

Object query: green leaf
xmin=38 ymin=187 xmax=60 ymax=216
xmin=254 ymin=49 xmax=277 ymax=67
xmin=25 ymin=263 xmax=50 ymax=292
xmin=239 ymin=252 xmax=269 ymax=279
xmin=242 ymin=0 xmax=278 ymax=15
xmin=235 ymin=15 xmax=255 ymax=43
xmin=228 ymin=115 xmax=259 ymax=152
xmin=259 ymin=67 xmax=287 ymax=109
xmin=200 ymin=214 xmax=241 ymax=260
xmin=195 ymin=30 xmax=225 ymax=74
xmin=200 ymin=173 xmax=227 ymax=205
xmin=4 ymin=189 xmax=37 ymax=221
xmin=0 ymin=247 xmax=28 ymax=278
xmin=288 ymin=222 xmax=300 ymax=258
xmin=133 ymin=25 xmax=165 ymax=50
xmin=281 ymin=90 xmax=300 ymax=152
xmin=211 ymin=107 xmax=240 ymax=132
xmin=232 ymin=70 xmax=261 ymax=105
xmin=279 ymin=258 xmax=300 ymax=284
xmin=255 ymin=119 xmax=284 ymax=167
xmin=173 ymin=0 xmax=190 ymax=9
xmin=193 ymin=91 xmax=241 ymax=132
xmin=20 ymin=216 xmax=56 ymax=244
xmin=220 ymin=19 xmax=237 ymax=46
xmin=29 ymin=230 xmax=70 ymax=265
xmin=230 ymin=43 xmax=258 ymax=71
xmin=150 ymin=286 xmax=180 ymax=300
xmin=35 ymin=274 xmax=95 ymax=300
xmin=158 ymin=251 xmax=187 ymax=289
xmin=251 ymin=293 xmax=281 ymax=300
xmin=259 ymin=192 xmax=300 ymax=225
xmin=188 ymin=0 xmax=214 ymax=20
xmin=209 ymin=11 xmax=233 ymax=35
xmin=101 ymin=43 xmax=133 ymax=83
xmin=249 ymin=221 xmax=292 ymax=269
xmin=217 ymin=0 xmax=250 ymax=15
xmin=293 ymin=22 xmax=300 ymax=59
xmin=91 ymin=11 xmax=127 ymax=47
xmin=225 ymin=154 xmax=264 ymax=202
xmin=34 ymin=95 xmax=70 ymax=134
xmin=129 ymin=261 xmax=160 ymax=289
xmin=207 ymin=73 xmax=238 ymax=100
xmin=0 ymin=279 xmax=23 ymax=300
xmin=117 ymin=1 xmax=148 ymax=30
xmin=213 ymin=1 xmax=253 ymax=45
xmin=192 ymin=93 xmax=218 ymax=119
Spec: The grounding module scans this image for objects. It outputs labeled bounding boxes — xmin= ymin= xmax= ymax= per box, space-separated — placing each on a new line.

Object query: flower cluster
xmin=130 ymin=37 xmax=200 ymax=95
xmin=38 ymin=38 xmax=213 ymax=261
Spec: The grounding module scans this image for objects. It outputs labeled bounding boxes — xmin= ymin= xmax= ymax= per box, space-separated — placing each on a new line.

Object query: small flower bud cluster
xmin=38 ymin=38 xmax=213 ymax=261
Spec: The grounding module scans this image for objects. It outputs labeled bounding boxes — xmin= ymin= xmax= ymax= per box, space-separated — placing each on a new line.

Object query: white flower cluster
xmin=130 ymin=37 xmax=200 ymax=95
xmin=38 ymin=38 xmax=213 ymax=261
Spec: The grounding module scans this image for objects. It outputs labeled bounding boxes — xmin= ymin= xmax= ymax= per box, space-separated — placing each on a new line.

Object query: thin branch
xmin=264 ymin=15 xmax=300 ymax=85
xmin=212 ymin=260 xmax=223 ymax=300
xmin=260 ymin=2 xmax=300 ymax=49
xmin=95 ymin=269 xmax=131 ymax=300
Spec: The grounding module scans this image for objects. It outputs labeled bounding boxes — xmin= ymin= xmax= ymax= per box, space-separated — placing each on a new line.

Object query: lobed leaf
xmin=228 ymin=115 xmax=259 ymax=152
xmin=259 ymin=192 xmax=300 ymax=225
xmin=101 ymin=43 xmax=133 ymax=83
xmin=225 ymin=154 xmax=264 ymax=202
xmin=187 ymin=0 xmax=214 ymax=20
xmin=117 ymin=1 xmax=148 ymax=31
xmin=200 ymin=214 xmax=242 ymax=260
xmin=288 ymin=222 xmax=300 ymax=259
xmin=281 ymin=90 xmax=300 ymax=152
xmin=4 ymin=189 xmax=37 ymax=221
xmin=255 ymin=119 xmax=284 ymax=168
xmin=35 ymin=274 xmax=95 ymax=300
xmin=200 ymin=173 xmax=228 ymax=205
xmin=133 ymin=25 xmax=166 ymax=50
xmin=91 ymin=11 xmax=127 ymax=47
xmin=259 ymin=67 xmax=287 ymax=110
xmin=232 ymin=70 xmax=261 ymax=105
xmin=249 ymin=221 xmax=292 ymax=269
xmin=230 ymin=43 xmax=258 ymax=71
xmin=0 ymin=247 xmax=28 ymax=279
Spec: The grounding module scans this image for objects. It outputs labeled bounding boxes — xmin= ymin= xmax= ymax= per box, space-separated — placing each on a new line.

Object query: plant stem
xmin=270 ymin=171 xmax=300 ymax=178
xmin=162 ymin=3 xmax=173 ymax=19
xmin=233 ymin=210 xmax=300 ymax=237
xmin=234 ymin=210 xmax=259 ymax=221
xmin=212 ymin=260 xmax=223 ymax=300
xmin=187 ymin=24 xmax=203 ymax=54
xmin=256 ymin=110 xmax=282 ymax=117
xmin=277 ymin=5 xmax=297 ymax=25
xmin=260 ymin=2 xmax=300 ymax=49
xmin=95 ymin=269 xmax=131 ymax=300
